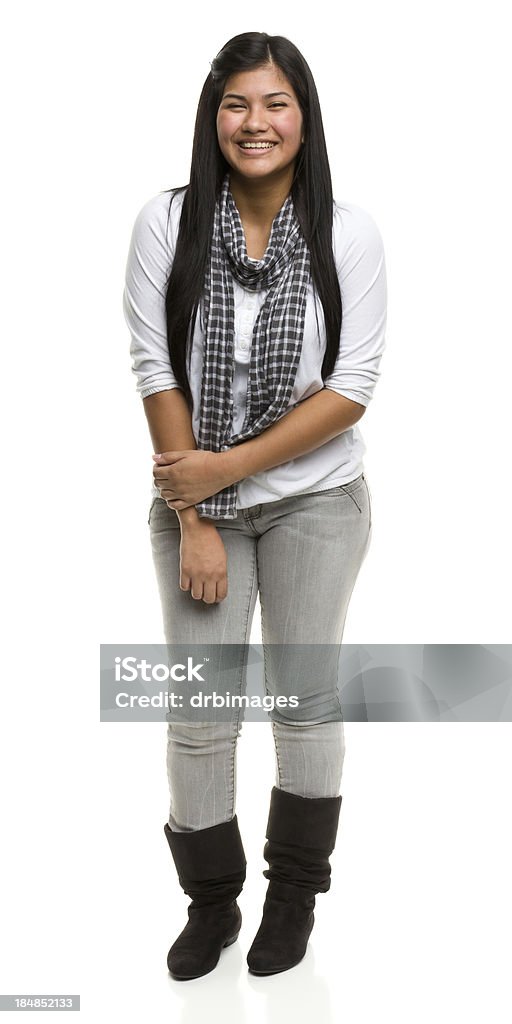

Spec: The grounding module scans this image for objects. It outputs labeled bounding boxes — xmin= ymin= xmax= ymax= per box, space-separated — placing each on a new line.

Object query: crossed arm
xmin=148 ymin=386 xmax=366 ymax=521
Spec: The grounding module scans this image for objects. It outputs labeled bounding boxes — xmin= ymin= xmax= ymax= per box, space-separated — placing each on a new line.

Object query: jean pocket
xmin=338 ymin=479 xmax=364 ymax=513
xmin=306 ymin=474 xmax=365 ymax=511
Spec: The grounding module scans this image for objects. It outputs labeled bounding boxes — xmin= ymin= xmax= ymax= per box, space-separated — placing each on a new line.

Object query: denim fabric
xmin=148 ymin=474 xmax=372 ymax=831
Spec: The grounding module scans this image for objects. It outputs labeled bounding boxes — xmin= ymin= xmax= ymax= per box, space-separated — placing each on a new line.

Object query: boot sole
xmin=248 ymin=950 xmax=307 ymax=975
xmin=168 ymin=930 xmax=241 ymax=981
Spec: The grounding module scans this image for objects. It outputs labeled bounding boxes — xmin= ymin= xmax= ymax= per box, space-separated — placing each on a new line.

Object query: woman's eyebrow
xmin=222 ymin=91 xmax=293 ymax=100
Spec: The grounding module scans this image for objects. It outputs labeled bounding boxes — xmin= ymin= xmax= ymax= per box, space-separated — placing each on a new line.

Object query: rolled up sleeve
xmin=123 ymin=192 xmax=182 ymax=399
xmin=323 ymin=204 xmax=387 ymax=407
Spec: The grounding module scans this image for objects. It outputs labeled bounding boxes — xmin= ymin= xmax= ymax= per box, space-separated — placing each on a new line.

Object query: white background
xmin=1 ymin=1 xmax=511 ymax=1021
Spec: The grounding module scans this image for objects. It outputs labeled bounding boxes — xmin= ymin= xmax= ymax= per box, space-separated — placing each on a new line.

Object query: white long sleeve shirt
xmin=123 ymin=187 xmax=387 ymax=508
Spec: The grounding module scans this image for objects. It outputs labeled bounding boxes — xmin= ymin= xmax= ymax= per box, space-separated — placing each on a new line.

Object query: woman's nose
xmin=242 ymin=107 xmax=269 ymax=132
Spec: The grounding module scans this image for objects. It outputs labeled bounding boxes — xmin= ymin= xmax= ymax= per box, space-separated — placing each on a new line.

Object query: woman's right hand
xmin=178 ymin=518 xmax=228 ymax=604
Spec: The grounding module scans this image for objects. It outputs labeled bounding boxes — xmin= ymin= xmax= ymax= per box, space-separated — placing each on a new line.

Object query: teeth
xmin=239 ymin=142 xmax=276 ymax=149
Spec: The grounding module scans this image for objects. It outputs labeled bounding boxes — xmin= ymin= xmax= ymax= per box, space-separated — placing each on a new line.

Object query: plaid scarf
xmin=195 ymin=173 xmax=311 ymax=520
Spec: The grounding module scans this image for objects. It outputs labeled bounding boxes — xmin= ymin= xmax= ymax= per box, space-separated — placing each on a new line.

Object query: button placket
xmin=236 ymin=302 xmax=255 ymax=357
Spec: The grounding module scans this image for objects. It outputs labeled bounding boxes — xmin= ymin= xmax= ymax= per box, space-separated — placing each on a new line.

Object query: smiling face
xmin=216 ymin=64 xmax=304 ymax=188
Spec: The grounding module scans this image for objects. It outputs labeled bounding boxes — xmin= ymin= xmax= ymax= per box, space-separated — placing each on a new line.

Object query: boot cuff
xmin=266 ymin=786 xmax=342 ymax=853
xmin=164 ymin=814 xmax=246 ymax=882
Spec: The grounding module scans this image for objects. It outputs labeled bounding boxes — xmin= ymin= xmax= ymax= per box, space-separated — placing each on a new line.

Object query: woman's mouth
xmin=237 ymin=141 xmax=278 ymax=151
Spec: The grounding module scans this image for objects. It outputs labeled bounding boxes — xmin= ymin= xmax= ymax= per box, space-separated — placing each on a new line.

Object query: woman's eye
xmin=225 ymin=102 xmax=286 ymax=110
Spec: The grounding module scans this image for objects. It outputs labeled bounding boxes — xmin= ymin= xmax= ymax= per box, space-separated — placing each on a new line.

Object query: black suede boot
xmin=247 ymin=786 xmax=342 ymax=975
xmin=164 ymin=814 xmax=246 ymax=980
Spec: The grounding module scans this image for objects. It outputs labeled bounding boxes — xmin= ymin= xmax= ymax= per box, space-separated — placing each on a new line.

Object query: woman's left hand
xmin=152 ymin=450 xmax=231 ymax=509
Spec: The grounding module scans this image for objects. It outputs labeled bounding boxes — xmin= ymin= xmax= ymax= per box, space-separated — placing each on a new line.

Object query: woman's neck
xmin=228 ymin=169 xmax=294 ymax=229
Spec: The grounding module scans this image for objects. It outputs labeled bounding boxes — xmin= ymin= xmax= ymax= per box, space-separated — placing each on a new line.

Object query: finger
xmin=153 ymin=465 xmax=177 ymax=479
xmin=152 ymin=451 xmax=191 ymax=464
xmin=190 ymin=579 xmax=204 ymax=601
xmin=153 ymin=475 xmax=176 ymax=488
xmin=152 ymin=452 xmax=179 ymax=463
xmin=202 ymin=580 xmax=217 ymax=605
xmin=180 ymin=574 xmax=191 ymax=592
xmin=216 ymin=576 xmax=228 ymax=603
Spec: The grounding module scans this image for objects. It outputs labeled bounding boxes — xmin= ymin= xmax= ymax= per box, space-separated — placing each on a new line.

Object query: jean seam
xmin=229 ymin=726 xmax=237 ymax=821
xmin=271 ymin=721 xmax=283 ymax=788
xmin=147 ymin=496 xmax=158 ymax=526
xmin=326 ymin=645 xmax=344 ymax=723
xmin=362 ymin=474 xmax=372 ymax=531
xmin=258 ymin=540 xmax=281 ymax=787
xmin=228 ymin=538 xmax=257 ymax=818
xmin=260 ymin=552 xmax=280 ymax=782
xmin=256 ymin=539 xmax=270 ymax=702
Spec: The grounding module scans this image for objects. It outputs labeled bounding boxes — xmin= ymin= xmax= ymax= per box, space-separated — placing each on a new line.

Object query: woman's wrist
xmin=176 ymin=505 xmax=201 ymax=530
xmin=177 ymin=505 xmax=215 ymax=532
xmin=216 ymin=447 xmax=246 ymax=487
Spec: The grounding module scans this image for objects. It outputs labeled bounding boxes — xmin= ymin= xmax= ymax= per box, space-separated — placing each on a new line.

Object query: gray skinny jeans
xmin=148 ymin=474 xmax=372 ymax=832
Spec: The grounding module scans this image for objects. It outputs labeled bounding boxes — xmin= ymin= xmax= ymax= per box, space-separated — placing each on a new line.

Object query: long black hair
xmin=163 ymin=31 xmax=342 ymax=410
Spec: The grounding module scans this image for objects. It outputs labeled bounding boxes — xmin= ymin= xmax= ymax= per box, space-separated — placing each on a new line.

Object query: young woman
xmin=123 ymin=31 xmax=387 ymax=980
